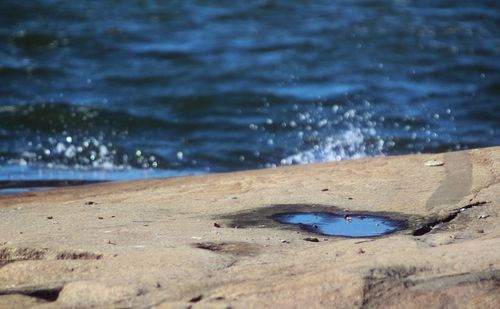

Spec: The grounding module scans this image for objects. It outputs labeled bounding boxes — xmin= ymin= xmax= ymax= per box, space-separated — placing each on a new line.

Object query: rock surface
xmin=0 ymin=147 xmax=499 ymax=308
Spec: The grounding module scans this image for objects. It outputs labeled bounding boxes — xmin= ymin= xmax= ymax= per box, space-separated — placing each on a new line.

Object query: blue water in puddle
xmin=272 ymin=212 xmax=402 ymax=237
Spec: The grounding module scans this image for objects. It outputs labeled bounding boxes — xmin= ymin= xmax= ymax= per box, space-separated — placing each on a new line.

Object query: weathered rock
xmin=0 ymin=147 xmax=499 ymax=308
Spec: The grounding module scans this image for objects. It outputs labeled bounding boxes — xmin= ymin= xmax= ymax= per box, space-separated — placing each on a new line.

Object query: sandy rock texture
xmin=0 ymin=147 xmax=499 ymax=308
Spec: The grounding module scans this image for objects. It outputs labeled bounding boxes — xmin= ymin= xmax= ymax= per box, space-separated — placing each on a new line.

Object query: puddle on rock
xmin=271 ymin=212 xmax=403 ymax=237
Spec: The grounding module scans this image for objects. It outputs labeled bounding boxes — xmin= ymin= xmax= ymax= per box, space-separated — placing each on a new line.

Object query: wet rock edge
xmin=219 ymin=204 xmax=423 ymax=238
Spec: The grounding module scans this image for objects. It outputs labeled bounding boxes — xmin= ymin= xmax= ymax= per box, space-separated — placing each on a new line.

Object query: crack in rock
xmin=0 ymin=283 xmax=64 ymax=302
xmin=0 ymin=247 xmax=103 ymax=262
xmin=56 ymin=251 xmax=102 ymax=260
xmin=362 ymin=267 xmax=499 ymax=308
xmin=362 ymin=266 xmax=427 ymax=308
xmin=413 ymin=201 xmax=489 ymax=236
xmin=192 ymin=242 xmax=260 ymax=257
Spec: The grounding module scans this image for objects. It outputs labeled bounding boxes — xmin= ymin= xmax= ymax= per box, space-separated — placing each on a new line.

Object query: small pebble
xmin=213 ymin=222 xmax=221 ymax=228
xmin=478 ymin=214 xmax=490 ymax=219
xmin=189 ymin=295 xmax=203 ymax=303
xmin=424 ymin=159 xmax=444 ymax=167
xmin=46 ymin=216 xmax=53 ymax=220
xmin=304 ymin=237 xmax=319 ymax=242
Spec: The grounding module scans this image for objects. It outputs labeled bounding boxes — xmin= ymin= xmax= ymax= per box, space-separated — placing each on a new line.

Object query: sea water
xmin=0 ymin=1 xmax=498 ymax=185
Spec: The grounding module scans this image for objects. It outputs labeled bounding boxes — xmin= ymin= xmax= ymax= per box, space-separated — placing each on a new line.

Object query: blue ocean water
xmin=0 ymin=0 xmax=499 ymax=183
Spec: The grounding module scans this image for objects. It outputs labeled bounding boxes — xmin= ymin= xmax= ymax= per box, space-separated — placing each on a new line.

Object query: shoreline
xmin=1 ymin=147 xmax=499 ymax=308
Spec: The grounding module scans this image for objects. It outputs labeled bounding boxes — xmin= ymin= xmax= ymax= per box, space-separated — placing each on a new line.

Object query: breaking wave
xmin=281 ymin=127 xmax=383 ymax=165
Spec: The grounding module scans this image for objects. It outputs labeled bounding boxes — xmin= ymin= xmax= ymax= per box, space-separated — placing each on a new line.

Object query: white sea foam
xmin=280 ymin=127 xmax=384 ymax=165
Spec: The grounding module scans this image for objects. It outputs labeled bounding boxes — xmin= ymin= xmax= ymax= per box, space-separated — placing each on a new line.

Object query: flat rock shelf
xmin=0 ymin=147 xmax=499 ymax=308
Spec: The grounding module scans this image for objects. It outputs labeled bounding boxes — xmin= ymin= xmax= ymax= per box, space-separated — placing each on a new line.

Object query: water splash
xmin=281 ymin=127 xmax=383 ymax=164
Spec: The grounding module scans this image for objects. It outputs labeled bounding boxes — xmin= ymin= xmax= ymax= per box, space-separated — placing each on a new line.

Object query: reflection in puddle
xmin=271 ymin=212 xmax=403 ymax=237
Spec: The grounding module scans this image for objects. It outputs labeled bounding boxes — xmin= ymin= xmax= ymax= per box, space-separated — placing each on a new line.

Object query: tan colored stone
xmin=0 ymin=147 xmax=499 ymax=308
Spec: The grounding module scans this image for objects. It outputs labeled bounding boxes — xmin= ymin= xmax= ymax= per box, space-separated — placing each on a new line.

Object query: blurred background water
xmin=0 ymin=0 xmax=499 ymax=185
